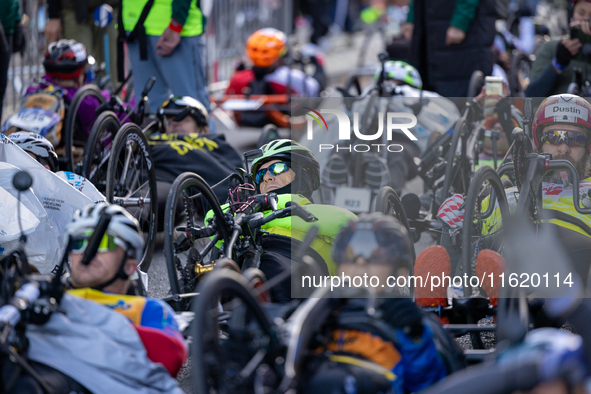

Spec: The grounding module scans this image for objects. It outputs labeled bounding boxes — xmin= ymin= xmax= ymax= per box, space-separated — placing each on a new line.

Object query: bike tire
xmin=461 ymin=167 xmax=510 ymax=349
xmin=82 ymin=111 xmax=120 ymax=192
xmin=106 ymin=123 xmax=157 ymax=272
xmin=461 ymin=166 xmax=510 ymax=282
xmin=163 ymin=172 xmax=230 ymax=302
xmin=63 ymin=84 xmax=106 ymax=172
xmin=374 ymin=186 xmax=416 ymax=267
xmin=440 ymin=115 xmax=470 ymax=207
xmin=191 ymin=269 xmax=281 ymax=394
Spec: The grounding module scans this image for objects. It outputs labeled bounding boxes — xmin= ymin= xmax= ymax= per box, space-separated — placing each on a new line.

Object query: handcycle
xmin=209 ymin=92 xmax=316 ymax=147
xmin=80 ymin=76 xmax=159 ymax=273
xmin=319 ymin=53 xmax=459 ymax=214
xmin=371 ymin=99 xmax=528 ymax=353
xmin=161 ymin=151 xmax=322 ymax=312
xmin=209 ymin=47 xmax=325 ymax=141
xmin=429 ymin=97 xmax=591 ymax=352
xmin=189 ymin=256 xmax=466 ymax=394
xmin=416 ymin=93 xmax=523 ymax=216
xmin=1 ymin=82 xmax=106 ymax=173
xmin=0 ymin=170 xmax=173 ymax=391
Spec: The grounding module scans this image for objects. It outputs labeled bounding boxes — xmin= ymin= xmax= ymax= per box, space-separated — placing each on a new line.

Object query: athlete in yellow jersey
xmin=437 ymin=94 xmax=591 ymax=282
xmin=207 ymin=140 xmax=357 ymax=303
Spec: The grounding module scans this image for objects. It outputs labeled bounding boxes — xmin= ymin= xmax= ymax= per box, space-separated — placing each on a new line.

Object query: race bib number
xmin=3 ymin=108 xmax=60 ymax=136
xmin=334 ymin=187 xmax=371 ymax=213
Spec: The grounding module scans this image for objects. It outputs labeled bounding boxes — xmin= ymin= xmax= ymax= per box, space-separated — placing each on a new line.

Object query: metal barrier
xmin=3 ymin=0 xmax=45 ymax=120
xmin=3 ymin=0 xmax=294 ymax=119
xmin=206 ymin=0 xmax=293 ymax=84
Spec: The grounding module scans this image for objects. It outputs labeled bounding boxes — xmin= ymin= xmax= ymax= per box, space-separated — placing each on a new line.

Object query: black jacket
xmin=409 ymin=0 xmax=497 ymax=97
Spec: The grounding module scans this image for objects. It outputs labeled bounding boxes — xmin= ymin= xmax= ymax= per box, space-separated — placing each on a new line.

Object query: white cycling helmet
xmin=67 ymin=202 xmax=144 ymax=262
xmin=7 ymin=132 xmax=59 ymax=172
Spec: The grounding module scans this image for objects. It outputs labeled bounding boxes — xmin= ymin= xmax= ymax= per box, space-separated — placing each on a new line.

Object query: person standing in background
xmin=402 ymin=0 xmax=497 ymax=97
xmin=0 ymin=0 xmax=24 ymax=122
xmin=120 ymin=0 xmax=212 ymax=130
xmin=45 ymin=0 xmax=119 ymax=85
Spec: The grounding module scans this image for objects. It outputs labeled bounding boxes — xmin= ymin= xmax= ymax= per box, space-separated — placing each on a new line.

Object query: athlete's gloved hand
xmin=437 ymin=194 xmax=465 ymax=229
xmin=381 ymin=298 xmax=424 ymax=340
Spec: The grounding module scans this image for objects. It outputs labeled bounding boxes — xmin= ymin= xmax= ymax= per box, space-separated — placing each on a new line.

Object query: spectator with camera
xmin=526 ymin=0 xmax=591 ymax=97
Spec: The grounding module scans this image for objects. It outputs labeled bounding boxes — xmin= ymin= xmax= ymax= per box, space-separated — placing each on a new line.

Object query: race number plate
xmin=221 ymin=99 xmax=263 ymax=111
xmin=334 ymin=187 xmax=371 ymax=213
xmin=4 ymin=108 xmax=60 ymax=135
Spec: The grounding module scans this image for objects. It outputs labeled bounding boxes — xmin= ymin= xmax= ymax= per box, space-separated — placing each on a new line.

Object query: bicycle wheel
xmin=62 ymin=84 xmax=106 ymax=172
xmin=461 ymin=167 xmax=510 ymax=349
xmin=192 ymin=269 xmax=283 ymax=394
xmin=461 ymin=166 xmax=510 ymax=284
xmin=163 ymin=172 xmax=230 ymax=308
xmin=82 ymin=111 xmax=120 ymax=193
xmin=439 ymin=115 xmax=473 ymax=207
xmin=374 ymin=186 xmax=416 ymax=265
xmin=106 ymin=123 xmax=157 ymax=272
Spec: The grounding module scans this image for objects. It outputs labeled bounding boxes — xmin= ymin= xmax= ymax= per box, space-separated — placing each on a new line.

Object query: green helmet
xmin=251 ymin=139 xmax=320 ymax=197
xmin=376 ymin=60 xmax=423 ymax=90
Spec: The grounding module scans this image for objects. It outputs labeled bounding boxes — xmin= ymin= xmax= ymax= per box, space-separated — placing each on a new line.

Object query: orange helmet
xmin=246 ymin=28 xmax=287 ymax=68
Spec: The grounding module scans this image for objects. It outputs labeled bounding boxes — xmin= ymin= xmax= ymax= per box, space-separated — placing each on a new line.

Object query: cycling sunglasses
xmin=255 ymin=162 xmax=291 ymax=184
xmin=70 ymin=230 xmax=124 ymax=254
xmin=540 ymin=129 xmax=588 ymax=148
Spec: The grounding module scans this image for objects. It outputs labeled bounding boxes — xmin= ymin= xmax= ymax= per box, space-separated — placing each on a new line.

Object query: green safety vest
xmin=122 ymin=0 xmax=203 ymax=37
xmin=481 ymin=178 xmax=591 ymax=239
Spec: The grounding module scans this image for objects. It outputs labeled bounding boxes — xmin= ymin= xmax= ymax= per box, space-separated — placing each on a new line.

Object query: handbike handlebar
xmin=536 ymin=157 xmax=591 ymax=215
xmin=502 ymin=154 xmax=591 ymax=215
xmin=235 ymin=193 xmax=278 ymax=215
xmin=224 ymin=201 xmax=318 ymax=257
xmin=80 ymin=212 xmax=113 ymax=266
xmin=245 ymin=201 xmax=318 ymax=232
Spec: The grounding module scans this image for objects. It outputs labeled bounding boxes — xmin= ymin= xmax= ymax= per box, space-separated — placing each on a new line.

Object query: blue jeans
xmin=127 ymin=34 xmax=214 ymax=130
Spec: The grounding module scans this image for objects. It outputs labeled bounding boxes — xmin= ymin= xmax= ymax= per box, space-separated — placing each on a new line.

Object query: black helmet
xmin=44 ymin=39 xmax=88 ymax=80
xmin=332 ymin=212 xmax=413 ymax=279
xmin=158 ymin=95 xmax=209 ymax=128
xmin=251 ymin=139 xmax=320 ymax=197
